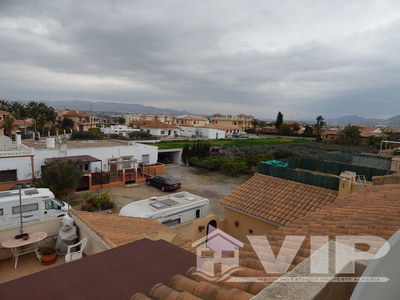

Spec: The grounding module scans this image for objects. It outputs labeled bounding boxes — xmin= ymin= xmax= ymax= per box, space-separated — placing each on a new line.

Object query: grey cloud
xmin=1 ymin=0 xmax=400 ymax=119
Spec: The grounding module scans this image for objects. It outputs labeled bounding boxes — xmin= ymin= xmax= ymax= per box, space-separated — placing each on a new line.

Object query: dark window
xmin=12 ymin=203 xmax=38 ymax=214
xmin=196 ymin=209 xmax=200 ymax=219
xmin=162 ymin=218 xmax=181 ymax=226
xmin=0 ymin=208 xmax=3 ymax=216
xmin=0 ymin=170 xmax=17 ymax=183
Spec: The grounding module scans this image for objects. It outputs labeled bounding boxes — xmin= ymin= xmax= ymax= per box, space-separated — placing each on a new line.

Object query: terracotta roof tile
xmin=220 ymin=173 xmax=338 ymax=225
xmin=134 ymin=183 xmax=400 ymax=299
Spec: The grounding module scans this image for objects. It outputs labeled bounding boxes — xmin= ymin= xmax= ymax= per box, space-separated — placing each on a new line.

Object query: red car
xmin=146 ymin=175 xmax=181 ymax=191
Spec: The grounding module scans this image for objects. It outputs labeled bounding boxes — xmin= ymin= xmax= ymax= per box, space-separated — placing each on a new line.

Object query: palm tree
xmin=0 ymin=100 xmax=9 ymax=111
xmin=26 ymin=101 xmax=55 ymax=134
xmin=337 ymin=124 xmax=361 ymax=146
xmin=0 ymin=117 xmax=17 ymax=136
xmin=8 ymin=101 xmax=27 ymax=120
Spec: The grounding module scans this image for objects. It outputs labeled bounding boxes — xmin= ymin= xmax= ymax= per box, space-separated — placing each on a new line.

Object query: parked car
xmin=146 ymin=175 xmax=181 ymax=191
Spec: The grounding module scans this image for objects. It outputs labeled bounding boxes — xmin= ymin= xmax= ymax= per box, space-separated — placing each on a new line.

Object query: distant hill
xmin=387 ymin=115 xmax=400 ymax=127
xmin=327 ymin=115 xmax=379 ymax=123
xmin=23 ymin=100 xmax=193 ymax=115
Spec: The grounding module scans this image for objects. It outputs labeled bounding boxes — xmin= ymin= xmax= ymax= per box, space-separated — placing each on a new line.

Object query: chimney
xmin=338 ymin=171 xmax=357 ymax=197
xmin=15 ymin=130 xmax=22 ymax=148
xmin=46 ymin=137 xmax=55 ymax=149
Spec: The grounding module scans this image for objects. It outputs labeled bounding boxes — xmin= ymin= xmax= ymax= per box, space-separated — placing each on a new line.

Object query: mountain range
xmin=32 ymin=100 xmax=193 ymax=116
xmin=327 ymin=114 xmax=400 ymax=128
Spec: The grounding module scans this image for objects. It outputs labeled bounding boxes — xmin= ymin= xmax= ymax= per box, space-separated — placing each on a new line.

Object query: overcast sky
xmin=1 ymin=0 xmax=400 ymax=119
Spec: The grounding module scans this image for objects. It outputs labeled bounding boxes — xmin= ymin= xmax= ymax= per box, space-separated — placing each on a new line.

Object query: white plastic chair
xmin=65 ymin=238 xmax=87 ymax=263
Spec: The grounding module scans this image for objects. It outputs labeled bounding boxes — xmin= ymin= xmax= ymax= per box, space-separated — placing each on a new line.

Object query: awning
xmin=45 ymin=155 xmax=101 ymax=164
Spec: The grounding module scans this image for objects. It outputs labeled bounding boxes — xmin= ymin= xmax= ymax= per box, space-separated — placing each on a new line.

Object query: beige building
xmin=56 ymin=110 xmax=98 ymax=132
xmin=210 ymin=113 xmax=254 ymax=132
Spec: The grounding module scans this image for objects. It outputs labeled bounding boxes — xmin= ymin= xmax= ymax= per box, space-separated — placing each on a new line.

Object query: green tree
xmin=8 ymin=101 xmax=27 ymax=119
xmin=313 ymin=115 xmax=326 ymax=140
xmin=26 ymin=101 xmax=55 ymax=134
xmin=290 ymin=122 xmax=300 ymax=134
xmin=275 ymin=111 xmax=283 ymax=128
xmin=40 ymin=160 xmax=83 ymax=197
xmin=303 ymin=125 xmax=314 ymax=136
xmin=336 ymin=124 xmax=361 ymax=146
xmin=0 ymin=117 xmax=17 ymax=136
xmin=0 ymin=100 xmax=9 ymax=111
xmin=278 ymin=123 xmax=291 ymax=136
xmin=60 ymin=117 xmax=74 ymax=130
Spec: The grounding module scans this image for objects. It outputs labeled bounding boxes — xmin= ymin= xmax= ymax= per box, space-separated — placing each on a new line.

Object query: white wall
xmin=179 ymin=127 xmax=225 ymax=139
xmin=144 ymin=128 xmax=179 ymax=137
xmin=0 ymin=156 xmax=33 ymax=181
xmin=0 ymin=143 xmax=158 ymax=180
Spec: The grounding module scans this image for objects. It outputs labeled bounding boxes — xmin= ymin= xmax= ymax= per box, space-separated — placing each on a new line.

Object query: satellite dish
xmin=0 ymin=136 xmax=12 ymax=149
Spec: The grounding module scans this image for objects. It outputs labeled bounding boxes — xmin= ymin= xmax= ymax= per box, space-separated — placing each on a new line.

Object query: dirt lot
xmin=91 ymin=164 xmax=250 ymax=218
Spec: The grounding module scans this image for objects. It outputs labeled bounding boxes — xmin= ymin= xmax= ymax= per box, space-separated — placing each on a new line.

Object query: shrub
xmin=80 ymin=191 xmax=114 ymax=212
xmin=221 ymin=159 xmax=248 ymax=176
xmin=271 ymin=150 xmax=298 ymax=159
xmin=128 ymin=130 xmax=153 ymax=139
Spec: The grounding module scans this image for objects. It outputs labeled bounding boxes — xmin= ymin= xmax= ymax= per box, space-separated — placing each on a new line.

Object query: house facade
xmin=178 ymin=126 xmax=225 ymax=139
xmin=209 ymin=113 xmax=254 ymax=132
xmin=0 ymin=138 xmax=159 ymax=191
xmin=56 ymin=110 xmax=98 ymax=132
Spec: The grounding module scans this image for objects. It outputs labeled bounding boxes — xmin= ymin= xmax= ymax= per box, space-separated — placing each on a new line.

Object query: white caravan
xmin=0 ymin=188 xmax=69 ymax=229
xmin=119 ymin=191 xmax=210 ymax=226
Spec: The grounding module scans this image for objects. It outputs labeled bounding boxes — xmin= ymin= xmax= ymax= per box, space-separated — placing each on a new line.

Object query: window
xmin=45 ymin=201 xmax=53 ymax=210
xmin=162 ymin=218 xmax=181 ymax=226
xmin=0 ymin=170 xmax=17 ymax=183
xmin=12 ymin=203 xmax=38 ymax=214
xmin=196 ymin=209 xmax=200 ymax=219
xmin=0 ymin=208 xmax=3 ymax=216
xmin=160 ymin=130 xmax=165 ymax=134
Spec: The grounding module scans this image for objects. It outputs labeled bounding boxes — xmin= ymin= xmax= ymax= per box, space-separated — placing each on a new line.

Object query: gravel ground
xmin=93 ymin=164 xmax=250 ymax=218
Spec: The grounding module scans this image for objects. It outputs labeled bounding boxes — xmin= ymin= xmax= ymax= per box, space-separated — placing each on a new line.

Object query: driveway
xmin=104 ymin=164 xmax=250 ymax=218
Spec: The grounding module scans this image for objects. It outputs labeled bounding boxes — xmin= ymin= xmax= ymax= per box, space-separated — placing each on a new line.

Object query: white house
xmin=0 ymin=136 xmax=158 ymax=190
xmin=137 ymin=121 xmax=180 ymax=137
xmin=179 ymin=126 xmax=226 ymax=139
xmin=100 ymin=125 xmax=140 ymax=137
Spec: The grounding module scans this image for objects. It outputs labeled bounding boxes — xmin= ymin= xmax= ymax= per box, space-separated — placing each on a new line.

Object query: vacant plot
xmin=73 ymin=164 xmax=249 ymax=218
xmin=149 ymin=137 xmax=310 ymax=150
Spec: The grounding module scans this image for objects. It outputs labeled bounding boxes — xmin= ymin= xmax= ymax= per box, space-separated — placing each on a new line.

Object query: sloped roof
xmin=220 ymin=173 xmax=337 ymax=226
xmin=0 ymin=110 xmax=10 ymax=115
xmin=72 ymin=210 xmax=193 ymax=252
xmin=132 ymin=183 xmax=400 ymax=299
xmin=46 ymin=155 xmax=101 ymax=164
xmin=131 ymin=120 xmax=180 ymax=129
xmin=0 ymin=239 xmax=196 ymax=300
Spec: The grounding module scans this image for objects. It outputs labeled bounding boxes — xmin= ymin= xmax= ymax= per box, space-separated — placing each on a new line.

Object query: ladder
xmin=356 ymin=175 xmax=367 ymax=187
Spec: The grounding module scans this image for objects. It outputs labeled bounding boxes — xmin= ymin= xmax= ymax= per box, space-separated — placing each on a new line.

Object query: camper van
xmin=0 ymin=188 xmax=69 ymax=229
xmin=119 ymin=191 xmax=210 ymax=226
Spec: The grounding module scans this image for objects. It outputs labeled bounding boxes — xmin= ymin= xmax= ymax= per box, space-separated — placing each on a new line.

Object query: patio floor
xmin=0 ymin=253 xmax=65 ymax=284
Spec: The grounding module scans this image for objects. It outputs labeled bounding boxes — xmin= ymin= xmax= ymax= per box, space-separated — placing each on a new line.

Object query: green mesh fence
xmin=259 ymin=157 xmax=394 ymax=191
xmin=326 ymin=151 xmax=392 ymax=170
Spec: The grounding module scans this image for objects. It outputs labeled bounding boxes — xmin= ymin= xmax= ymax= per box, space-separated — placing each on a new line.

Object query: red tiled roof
xmin=220 ymin=173 xmax=337 ymax=226
xmin=133 ymin=183 xmax=400 ymax=299
xmin=12 ymin=119 xmax=33 ymax=126
xmin=0 ymin=110 xmax=10 ymax=115
xmin=130 ymin=120 xmax=180 ymax=129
